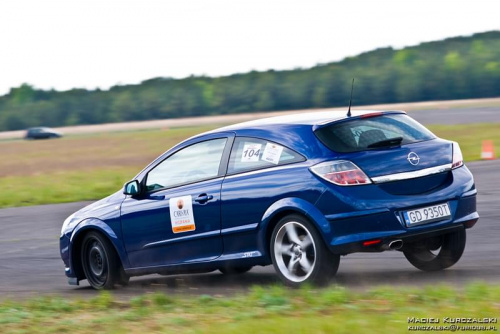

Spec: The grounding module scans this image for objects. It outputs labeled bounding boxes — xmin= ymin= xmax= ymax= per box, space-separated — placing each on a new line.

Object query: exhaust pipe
xmin=388 ymin=239 xmax=403 ymax=250
xmin=380 ymin=239 xmax=404 ymax=251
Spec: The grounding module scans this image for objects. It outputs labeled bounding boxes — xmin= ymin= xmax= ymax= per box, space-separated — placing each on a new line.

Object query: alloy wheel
xmin=274 ymin=221 xmax=316 ymax=283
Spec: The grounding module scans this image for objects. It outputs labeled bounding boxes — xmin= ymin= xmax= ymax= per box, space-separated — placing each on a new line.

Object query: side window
xmin=146 ymin=138 xmax=227 ymax=191
xmin=227 ymin=137 xmax=304 ymax=174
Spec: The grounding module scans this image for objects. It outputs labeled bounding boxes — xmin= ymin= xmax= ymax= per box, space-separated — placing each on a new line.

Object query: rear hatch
xmin=314 ymin=112 xmax=453 ymax=195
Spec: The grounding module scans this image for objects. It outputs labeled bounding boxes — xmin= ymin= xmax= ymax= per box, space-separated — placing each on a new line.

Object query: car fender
xmin=257 ymin=197 xmax=332 ymax=256
xmin=69 ymin=218 xmax=129 ymax=269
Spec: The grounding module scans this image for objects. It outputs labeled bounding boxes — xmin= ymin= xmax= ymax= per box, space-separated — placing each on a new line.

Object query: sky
xmin=0 ymin=0 xmax=499 ymax=95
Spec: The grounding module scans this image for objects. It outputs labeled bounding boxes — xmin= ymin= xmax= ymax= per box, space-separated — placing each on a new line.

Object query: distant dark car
xmin=25 ymin=127 xmax=62 ymax=140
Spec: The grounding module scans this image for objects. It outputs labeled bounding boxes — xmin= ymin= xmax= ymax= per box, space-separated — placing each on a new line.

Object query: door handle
xmin=194 ymin=194 xmax=214 ymax=203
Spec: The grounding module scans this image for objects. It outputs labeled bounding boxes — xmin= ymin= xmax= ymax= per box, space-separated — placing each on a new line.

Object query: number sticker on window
xmin=241 ymin=143 xmax=262 ymax=162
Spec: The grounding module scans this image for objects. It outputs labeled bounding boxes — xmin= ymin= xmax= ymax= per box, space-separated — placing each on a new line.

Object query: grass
xmin=0 ymin=167 xmax=137 ymax=207
xmin=0 ymin=123 xmax=498 ymax=208
xmin=0 ymin=125 xmax=218 ymax=208
xmin=0 ymin=283 xmax=498 ymax=333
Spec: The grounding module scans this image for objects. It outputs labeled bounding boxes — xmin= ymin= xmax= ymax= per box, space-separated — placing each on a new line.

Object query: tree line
xmin=1 ymin=31 xmax=499 ymax=131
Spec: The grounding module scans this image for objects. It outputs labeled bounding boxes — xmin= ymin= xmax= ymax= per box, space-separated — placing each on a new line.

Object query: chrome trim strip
xmin=143 ymin=230 xmax=220 ymax=249
xmin=224 ymin=164 xmax=305 ymax=180
xmin=371 ymin=163 xmax=452 ymax=184
xmin=221 ymin=223 xmax=258 ymax=235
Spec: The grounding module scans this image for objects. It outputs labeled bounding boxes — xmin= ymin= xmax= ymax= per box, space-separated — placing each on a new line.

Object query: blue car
xmin=60 ymin=110 xmax=478 ymax=289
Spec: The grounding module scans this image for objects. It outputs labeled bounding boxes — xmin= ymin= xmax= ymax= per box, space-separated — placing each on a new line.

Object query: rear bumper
xmin=326 ymin=193 xmax=478 ymax=254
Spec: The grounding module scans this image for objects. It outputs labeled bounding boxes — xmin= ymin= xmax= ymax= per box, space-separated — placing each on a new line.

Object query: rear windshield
xmin=315 ymin=114 xmax=435 ymax=153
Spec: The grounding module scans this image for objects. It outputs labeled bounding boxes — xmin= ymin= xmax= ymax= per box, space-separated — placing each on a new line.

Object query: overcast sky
xmin=0 ymin=0 xmax=498 ymax=95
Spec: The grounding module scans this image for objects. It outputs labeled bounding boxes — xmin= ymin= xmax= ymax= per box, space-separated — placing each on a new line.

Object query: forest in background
xmin=1 ymin=31 xmax=499 ymax=131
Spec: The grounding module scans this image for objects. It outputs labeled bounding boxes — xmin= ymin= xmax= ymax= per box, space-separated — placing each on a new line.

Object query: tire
xmin=81 ymin=231 xmax=122 ymax=290
xmin=270 ymin=214 xmax=340 ymax=287
xmin=219 ymin=266 xmax=253 ymax=275
xmin=403 ymin=229 xmax=466 ymax=271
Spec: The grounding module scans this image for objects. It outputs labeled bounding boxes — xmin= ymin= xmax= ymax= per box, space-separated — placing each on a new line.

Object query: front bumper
xmin=60 ymin=234 xmax=79 ymax=284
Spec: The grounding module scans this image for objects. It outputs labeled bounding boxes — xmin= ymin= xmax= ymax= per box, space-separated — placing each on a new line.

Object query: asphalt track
xmin=408 ymin=106 xmax=500 ymax=125
xmin=0 ymin=160 xmax=499 ymax=299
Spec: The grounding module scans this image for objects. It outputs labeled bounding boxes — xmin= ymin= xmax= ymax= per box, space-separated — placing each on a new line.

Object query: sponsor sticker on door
xmin=169 ymin=195 xmax=196 ymax=233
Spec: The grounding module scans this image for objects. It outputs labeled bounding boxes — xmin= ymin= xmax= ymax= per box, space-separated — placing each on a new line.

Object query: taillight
xmin=452 ymin=142 xmax=464 ymax=169
xmin=310 ymin=160 xmax=372 ymax=186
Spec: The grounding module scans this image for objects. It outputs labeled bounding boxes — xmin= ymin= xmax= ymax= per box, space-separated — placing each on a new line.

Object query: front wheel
xmin=270 ymin=214 xmax=340 ymax=287
xmin=81 ymin=232 xmax=122 ymax=290
xmin=403 ymin=229 xmax=466 ymax=271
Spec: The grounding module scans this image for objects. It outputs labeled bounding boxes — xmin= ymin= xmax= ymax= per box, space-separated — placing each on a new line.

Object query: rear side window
xmin=315 ymin=114 xmax=435 ymax=153
xmin=227 ymin=137 xmax=304 ymax=174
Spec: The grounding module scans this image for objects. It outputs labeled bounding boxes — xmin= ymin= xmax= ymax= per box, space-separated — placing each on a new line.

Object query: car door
xmin=220 ymin=137 xmax=308 ymax=255
xmin=120 ymin=134 xmax=233 ymax=268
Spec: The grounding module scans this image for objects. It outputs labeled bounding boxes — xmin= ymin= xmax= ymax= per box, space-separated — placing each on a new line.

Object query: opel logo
xmin=407 ymin=152 xmax=420 ymax=166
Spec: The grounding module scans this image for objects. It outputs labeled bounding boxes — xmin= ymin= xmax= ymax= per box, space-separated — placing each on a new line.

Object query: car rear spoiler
xmin=311 ymin=110 xmax=407 ymax=132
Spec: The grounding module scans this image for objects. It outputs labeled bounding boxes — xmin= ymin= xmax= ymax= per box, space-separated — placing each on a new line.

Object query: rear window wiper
xmin=367 ymin=136 xmax=403 ymax=148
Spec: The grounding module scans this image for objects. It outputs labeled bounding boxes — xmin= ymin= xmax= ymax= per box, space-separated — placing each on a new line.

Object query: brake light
xmin=310 ymin=160 xmax=372 ymax=186
xmin=452 ymin=142 xmax=463 ymax=169
xmin=360 ymin=112 xmax=383 ymax=118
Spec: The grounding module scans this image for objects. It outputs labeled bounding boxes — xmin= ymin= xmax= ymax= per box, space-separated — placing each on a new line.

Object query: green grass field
xmin=0 ymin=283 xmax=498 ymax=333
xmin=0 ymin=123 xmax=498 ymax=208
xmin=0 ymin=126 xmax=219 ymax=208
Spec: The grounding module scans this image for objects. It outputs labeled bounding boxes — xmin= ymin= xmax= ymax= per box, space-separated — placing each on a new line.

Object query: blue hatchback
xmin=60 ymin=110 xmax=478 ymax=289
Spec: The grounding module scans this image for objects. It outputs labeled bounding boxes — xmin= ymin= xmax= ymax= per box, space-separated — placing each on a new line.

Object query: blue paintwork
xmin=345 ymin=139 xmax=452 ymax=177
xmin=59 ymin=110 xmax=478 ymax=284
xmin=120 ymin=177 xmax=224 ymax=268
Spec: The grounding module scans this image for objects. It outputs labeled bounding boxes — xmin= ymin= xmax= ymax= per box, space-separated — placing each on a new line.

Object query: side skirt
xmin=124 ymin=250 xmax=269 ymax=277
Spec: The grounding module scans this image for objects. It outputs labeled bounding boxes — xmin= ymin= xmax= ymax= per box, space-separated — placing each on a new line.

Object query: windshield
xmin=315 ymin=114 xmax=436 ymax=153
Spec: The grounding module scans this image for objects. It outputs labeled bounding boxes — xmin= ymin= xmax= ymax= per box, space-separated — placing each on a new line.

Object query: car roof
xmin=216 ymin=109 xmax=405 ymax=132
xmin=186 ymin=110 xmax=406 ymax=158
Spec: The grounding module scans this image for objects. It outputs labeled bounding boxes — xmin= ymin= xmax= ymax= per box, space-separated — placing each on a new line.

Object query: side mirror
xmin=123 ymin=180 xmax=141 ymax=196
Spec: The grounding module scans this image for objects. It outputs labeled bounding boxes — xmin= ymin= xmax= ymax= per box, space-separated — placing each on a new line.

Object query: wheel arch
xmin=69 ymin=218 xmax=128 ymax=280
xmin=258 ymin=197 xmax=333 ymax=259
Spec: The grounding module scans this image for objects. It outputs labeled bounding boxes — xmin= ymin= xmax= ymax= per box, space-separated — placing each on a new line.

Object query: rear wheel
xmin=81 ymin=232 xmax=122 ymax=290
xmin=403 ymin=229 xmax=466 ymax=271
xmin=270 ymin=214 xmax=340 ymax=287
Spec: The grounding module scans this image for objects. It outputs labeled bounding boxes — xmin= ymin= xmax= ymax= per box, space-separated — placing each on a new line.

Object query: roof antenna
xmin=347 ymin=78 xmax=355 ymax=117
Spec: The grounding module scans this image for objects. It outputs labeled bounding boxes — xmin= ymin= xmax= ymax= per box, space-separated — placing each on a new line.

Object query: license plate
xmin=403 ymin=203 xmax=451 ymax=226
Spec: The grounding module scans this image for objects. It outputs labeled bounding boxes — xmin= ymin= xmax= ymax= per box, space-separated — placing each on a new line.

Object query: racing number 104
xmin=243 ymin=149 xmax=260 ymax=158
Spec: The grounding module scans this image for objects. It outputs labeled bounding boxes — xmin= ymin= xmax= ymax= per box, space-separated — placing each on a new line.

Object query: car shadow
xmin=70 ymin=265 xmax=484 ymax=297
xmin=72 ymin=269 xmax=281 ymax=296
xmin=332 ymin=268 xmax=477 ymax=288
